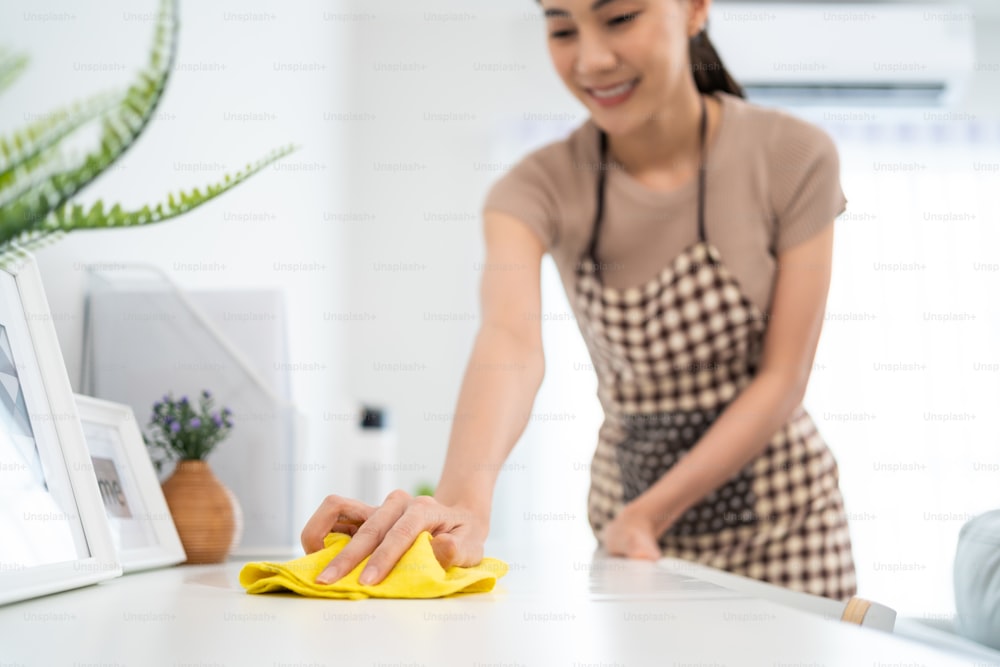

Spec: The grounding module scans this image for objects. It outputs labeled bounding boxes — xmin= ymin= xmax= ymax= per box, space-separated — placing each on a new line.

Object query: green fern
xmin=48 ymin=146 xmax=297 ymax=232
xmin=0 ymin=0 xmax=295 ymax=259
xmin=0 ymin=91 xmax=118 ymax=198
xmin=0 ymin=49 xmax=28 ymax=95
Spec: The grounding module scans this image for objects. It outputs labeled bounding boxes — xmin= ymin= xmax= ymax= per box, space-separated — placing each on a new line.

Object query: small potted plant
xmin=144 ymin=389 xmax=239 ymax=564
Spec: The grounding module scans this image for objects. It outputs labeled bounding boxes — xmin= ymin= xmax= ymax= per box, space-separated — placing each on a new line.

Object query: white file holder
xmin=80 ymin=263 xmax=306 ymax=554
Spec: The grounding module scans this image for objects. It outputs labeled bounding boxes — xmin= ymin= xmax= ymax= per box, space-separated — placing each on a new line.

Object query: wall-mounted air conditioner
xmin=708 ymin=3 xmax=975 ymax=107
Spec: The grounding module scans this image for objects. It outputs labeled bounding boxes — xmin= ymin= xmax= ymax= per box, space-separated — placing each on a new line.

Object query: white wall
xmin=330 ymin=2 xmax=616 ymax=552
xmin=334 ymin=3 xmax=581 ymax=546
xmin=0 ymin=0 xmax=353 ymax=531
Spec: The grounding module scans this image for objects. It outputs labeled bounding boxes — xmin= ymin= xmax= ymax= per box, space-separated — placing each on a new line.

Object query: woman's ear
xmin=687 ymin=0 xmax=712 ymax=38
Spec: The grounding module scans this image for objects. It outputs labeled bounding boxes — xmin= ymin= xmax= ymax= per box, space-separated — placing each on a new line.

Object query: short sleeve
xmin=481 ymin=152 xmax=560 ymax=250
xmin=768 ymin=117 xmax=848 ymax=254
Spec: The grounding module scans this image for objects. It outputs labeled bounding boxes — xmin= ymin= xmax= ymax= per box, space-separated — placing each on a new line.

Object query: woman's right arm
xmin=302 ymin=209 xmax=548 ymax=585
xmin=432 ymin=208 xmax=548 ymax=519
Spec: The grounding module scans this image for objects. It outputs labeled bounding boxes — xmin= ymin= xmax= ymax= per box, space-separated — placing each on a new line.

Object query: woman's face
xmin=540 ymin=0 xmax=706 ymax=134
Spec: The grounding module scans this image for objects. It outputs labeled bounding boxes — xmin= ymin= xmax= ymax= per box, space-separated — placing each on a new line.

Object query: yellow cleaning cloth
xmin=239 ymin=531 xmax=508 ymax=599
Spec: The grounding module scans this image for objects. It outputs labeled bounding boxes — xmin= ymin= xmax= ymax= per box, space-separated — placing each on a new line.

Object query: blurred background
xmin=0 ymin=0 xmax=997 ymax=620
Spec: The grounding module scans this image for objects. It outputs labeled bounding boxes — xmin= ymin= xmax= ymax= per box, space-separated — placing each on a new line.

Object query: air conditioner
xmin=707 ymin=3 xmax=976 ymax=107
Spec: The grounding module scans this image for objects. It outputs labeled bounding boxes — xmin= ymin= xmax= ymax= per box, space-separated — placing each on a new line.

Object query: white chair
xmin=953 ymin=509 xmax=1000 ymax=651
xmin=888 ymin=510 xmax=1000 ymax=662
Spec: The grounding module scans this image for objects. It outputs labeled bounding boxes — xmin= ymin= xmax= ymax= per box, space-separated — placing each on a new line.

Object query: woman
xmin=302 ymin=0 xmax=857 ymax=600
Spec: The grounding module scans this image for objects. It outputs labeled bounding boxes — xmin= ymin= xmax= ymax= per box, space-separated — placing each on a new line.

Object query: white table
xmin=0 ymin=537 xmax=986 ymax=667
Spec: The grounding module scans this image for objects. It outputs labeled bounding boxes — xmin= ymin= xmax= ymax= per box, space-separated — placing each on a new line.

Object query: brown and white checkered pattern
xmin=575 ymin=241 xmax=858 ymax=601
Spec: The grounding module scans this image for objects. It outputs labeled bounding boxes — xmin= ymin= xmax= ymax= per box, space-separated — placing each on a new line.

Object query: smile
xmin=586 ymin=79 xmax=639 ymax=106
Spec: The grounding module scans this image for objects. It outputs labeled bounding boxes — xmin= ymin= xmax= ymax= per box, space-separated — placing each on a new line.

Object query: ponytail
xmin=690 ymin=26 xmax=745 ymax=98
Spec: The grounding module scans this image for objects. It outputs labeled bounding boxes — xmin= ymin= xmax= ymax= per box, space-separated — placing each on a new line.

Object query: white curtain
xmin=807 ymin=110 xmax=1000 ymax=617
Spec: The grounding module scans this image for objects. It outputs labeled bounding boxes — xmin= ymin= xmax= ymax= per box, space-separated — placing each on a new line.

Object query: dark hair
xmin=690 ymin=26 xmax=745 ymax=98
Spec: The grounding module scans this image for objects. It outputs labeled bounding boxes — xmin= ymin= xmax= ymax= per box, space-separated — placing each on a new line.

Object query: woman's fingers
xmin=358 ymin=496 xmax=454 ymax=586
xmin=315 ymin=489 xmax=410 ymax=584
xmin=599 ymin=507 xmax=662 ymax=561
xmin=631 ymin=542 xmax=661 ymax=560
xmin=631 ymin=528 xmax=661 ymax=559
xmin=429 ymin=533 xmax=459 ymax=569
xmin=305 ymin=491 xmax=489 ymax=586
xmin=329 ymin=522 xmax=361 ymax=536
xmin=300 ymin=494 xmax=375 ymax=553
xmin=433 ymin=507 xmax=489 ymax=566
xmin=357 ymin=495 xmax=447 ymax=584
xmin=615 ymin=533 xmax=660 ymax=560
xmin=360 ymin=501 xmax=490 ymax=583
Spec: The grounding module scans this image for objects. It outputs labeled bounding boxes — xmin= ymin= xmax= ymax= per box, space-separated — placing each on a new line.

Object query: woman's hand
xmin=301 ymin=489 xmax=490 ymax=585
xmin=599 ymin=503 xmax=662 ymax=560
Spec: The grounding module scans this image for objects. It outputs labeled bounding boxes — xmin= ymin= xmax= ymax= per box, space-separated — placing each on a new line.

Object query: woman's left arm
xmin=605 ymin=221 xmax=836 ymax=553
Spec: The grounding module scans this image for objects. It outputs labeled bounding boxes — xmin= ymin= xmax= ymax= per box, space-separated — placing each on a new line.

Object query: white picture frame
xmin=0 ymin=250 xmax=122 ymax=606
xmin=73 ymin=393 xmax=186 ymax=572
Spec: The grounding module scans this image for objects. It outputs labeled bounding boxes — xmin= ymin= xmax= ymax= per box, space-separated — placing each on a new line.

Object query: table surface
xmin=0 ymin=537 xmax=987 ymax=667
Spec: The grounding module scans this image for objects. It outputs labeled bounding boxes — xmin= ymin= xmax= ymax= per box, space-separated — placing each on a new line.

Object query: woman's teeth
xmin=590 ymin=80 xmax=637 ymax=98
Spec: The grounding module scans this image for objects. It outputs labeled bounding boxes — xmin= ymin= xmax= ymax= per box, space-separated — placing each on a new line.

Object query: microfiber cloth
xmin=239 ymin=531 xmax=508 ymax=599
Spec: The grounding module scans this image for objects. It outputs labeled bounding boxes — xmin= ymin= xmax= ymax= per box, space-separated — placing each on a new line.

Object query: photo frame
xmin=0 ymin=250 xmax=122 ymax=606
xmin=73 ymin=393 xmax=186 ymax=572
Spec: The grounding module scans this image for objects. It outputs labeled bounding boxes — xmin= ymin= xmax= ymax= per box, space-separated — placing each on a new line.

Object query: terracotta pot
xmin=161 ymin=459 xmax=237 ymax=564
xmin=221 ymin=483 xmax=244 ymax=554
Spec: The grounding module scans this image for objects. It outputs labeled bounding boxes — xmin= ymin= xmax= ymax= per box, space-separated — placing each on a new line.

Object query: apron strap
xmin=696 ymin=95 xmax=708 ymax=245
xmin=582 ymin=95 xmax=710 ymax=281
xmin=584 ymin=129 xmax=610 ymax=278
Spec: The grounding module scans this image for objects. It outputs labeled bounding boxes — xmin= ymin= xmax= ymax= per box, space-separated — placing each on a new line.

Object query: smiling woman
xmin=538 ymin=0 xmax=743 ymax=105
xmin=304 ymin=0 xmax=857 ymax=602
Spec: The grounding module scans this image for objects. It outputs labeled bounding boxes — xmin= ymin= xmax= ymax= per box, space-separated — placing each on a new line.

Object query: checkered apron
xmin=576 ymin=97 xmax=857 ymax=600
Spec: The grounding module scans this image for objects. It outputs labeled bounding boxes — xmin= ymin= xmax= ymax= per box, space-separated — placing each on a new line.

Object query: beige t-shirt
xmin=482 ymin=90 xmax=848 ymax=316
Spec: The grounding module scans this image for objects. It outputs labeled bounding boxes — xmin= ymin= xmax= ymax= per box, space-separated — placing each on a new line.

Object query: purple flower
xmin=212 ymin=413 xmax=223 ymax=427
xmin=162 ymin=394 xmax=170 ymax=403
xmin=189 ymin=418 xmax=201 ymax=428
xmin=179 ymin=396 xmax=189 ymax=405
xmin=202 ymin=390 xmax=212 ymax=399
xmin=169 ymin=421 xmax=180 ymax=433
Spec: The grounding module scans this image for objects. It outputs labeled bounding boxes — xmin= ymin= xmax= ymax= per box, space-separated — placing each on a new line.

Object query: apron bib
xmin=575 ymin=96 xmax=857 ymax=600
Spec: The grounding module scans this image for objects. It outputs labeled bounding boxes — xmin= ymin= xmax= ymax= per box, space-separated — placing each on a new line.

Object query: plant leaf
xmin=36 ymin=143 xmax=297 ymax=235
xmin=0 ymin=0 xmax=179 ymax=243
xmin=0 ymin=90 xmax=119 ymax=197
xmin=0 ymin=229 xmax=67 ymax=265
xmin=0 ymin=49 xmax=29 ymax=96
